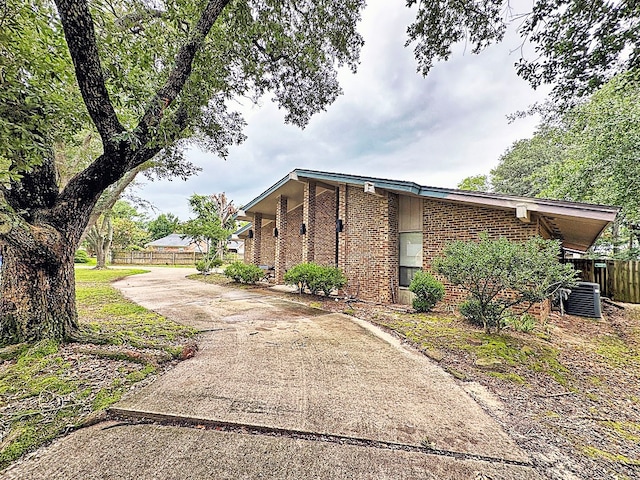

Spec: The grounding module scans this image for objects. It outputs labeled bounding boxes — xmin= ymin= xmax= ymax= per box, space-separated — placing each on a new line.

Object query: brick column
xmin=250 ymin=213 xmax=262 ymax=265
xmin=337 ymin=184 xmax=348 ymax=271
xmin=385 ymin=192 xmax=399 ymax=303
xmin=274 ymin=195 xmax=287 ymax=283
xmin=302 ymin=181 xmax=316 ymax=263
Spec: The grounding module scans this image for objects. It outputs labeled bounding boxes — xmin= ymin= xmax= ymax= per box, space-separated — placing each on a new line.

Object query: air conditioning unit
xmin=564 ymin=282 xmax=602 ymax=318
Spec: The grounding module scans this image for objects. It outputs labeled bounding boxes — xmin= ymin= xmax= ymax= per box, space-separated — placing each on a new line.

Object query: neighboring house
xmin=227 ymin=239 xmax=245 ymax=256
xmin=145 ymin=234 xmax=208 ymax=253
xmin=237 ymin=169 xmax=619 ymax=310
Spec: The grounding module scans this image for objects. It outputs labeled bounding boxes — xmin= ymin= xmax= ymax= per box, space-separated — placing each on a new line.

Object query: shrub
xmin=223 ymin=261 xmax=263 ymax=284
xmin=408 ymin=271 xmax=444 ymax=312
xmin=458 ymin=298 xmax=504 ymax=331
xmin=195 ymin=260 xmax=209 ymax=274
xmin=284 ymin=263 xmax=319 ymax=293
xmin=74 ymin=249 xmax=90 ymax=263
xmin=284 ymin=263 xmax=347 ymax=296
xmin=506 ymin=313 xmax=537 ymax=333
xmin=435 ymin=234 xmax=578 ymax=333
xmin=196 ymin=257 xmax=224 ymax=275
xmin=210 ymin=257 xmax=223 ymax=268
xmin=315 ymin=266 xmax=347 ymax=297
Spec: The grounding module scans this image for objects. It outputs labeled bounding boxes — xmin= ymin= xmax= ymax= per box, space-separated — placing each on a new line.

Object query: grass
xmin=0 ymin=267 xmax=198 ymax=469
xmin=372 ymin=312 xmax=573 ymax=387
xmin=366 ymin=305 xmax=640 ymax=474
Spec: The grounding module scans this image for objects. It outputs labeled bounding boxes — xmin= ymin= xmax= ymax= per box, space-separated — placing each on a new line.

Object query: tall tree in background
xmin=85 ymin=214 xmax=113 ymax=270
xmin=110 ymin=201 xmax=150 ymax=253
xmin=148 ymin=213 xmax=181 ymax=241
xmin=180 ymin=193 xmax=234 ymax=263
xmin=490 ymin=127 xmax=566 ymax=197
xmin=487 ymin=71 xmax=640 ymax=257
xmin=84 ymin=200 xmax=149 ymax=267
xmin=457 ymin=175 xmax=490 ymax=192
xmin=209 ymin=192 xmax=237 ymax=260
xmin=407 ymin=0 xmax=640 ymax=105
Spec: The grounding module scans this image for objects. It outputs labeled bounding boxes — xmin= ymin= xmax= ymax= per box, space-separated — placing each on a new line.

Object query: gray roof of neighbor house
xmin=236 ymin=169 xmax=620 ymax=252
xmin=146 ymin=234 xmax=194 ymax=248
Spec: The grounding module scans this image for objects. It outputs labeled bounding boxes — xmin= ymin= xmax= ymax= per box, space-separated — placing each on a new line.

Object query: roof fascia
xmin=240 ymin=172 xmax=295 ymax=211
xmin=243 ymin=169 xmax=619 ymax=223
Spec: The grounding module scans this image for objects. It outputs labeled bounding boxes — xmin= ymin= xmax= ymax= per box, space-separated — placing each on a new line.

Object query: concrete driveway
xmin=4 ymin=268 xmax=540 ymax=479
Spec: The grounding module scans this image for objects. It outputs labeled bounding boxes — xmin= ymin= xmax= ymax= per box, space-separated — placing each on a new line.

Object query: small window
xmin=399 ymin=232 xmax=422 ymax=287
xmin=400 ymin=266 xmax=421 ymax=287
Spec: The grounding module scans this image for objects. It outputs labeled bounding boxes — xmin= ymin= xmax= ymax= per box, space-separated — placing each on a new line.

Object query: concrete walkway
xmin=4 ymin=268 xmax=540 ymax=479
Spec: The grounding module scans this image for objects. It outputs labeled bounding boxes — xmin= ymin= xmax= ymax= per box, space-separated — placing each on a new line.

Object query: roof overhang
xmin=237 ymin=169 xmax=620 ymax=251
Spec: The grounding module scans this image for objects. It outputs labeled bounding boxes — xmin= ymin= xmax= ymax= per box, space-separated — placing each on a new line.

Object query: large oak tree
xmin=0 ymin=0 xmax=365 ymax=343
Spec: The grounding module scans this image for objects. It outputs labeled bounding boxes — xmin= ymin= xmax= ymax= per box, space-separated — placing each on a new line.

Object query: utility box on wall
xmin=564 ymin=282 xmax=602 ymax=318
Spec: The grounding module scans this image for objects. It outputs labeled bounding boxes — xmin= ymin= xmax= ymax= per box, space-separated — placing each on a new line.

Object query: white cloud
xmin=137 ymin=1 xmax=549 ymax=219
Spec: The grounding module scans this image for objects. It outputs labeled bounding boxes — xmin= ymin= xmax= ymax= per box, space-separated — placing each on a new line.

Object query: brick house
xmin=145 ymin=234 xmax=209 ymax=253
xmin=237 ymin=169 xmax=618 ymax=308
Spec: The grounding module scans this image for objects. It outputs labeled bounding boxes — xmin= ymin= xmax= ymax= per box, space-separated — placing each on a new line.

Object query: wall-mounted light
xmin=336 ymin=219 xmax=344 ymax=233
xmin=248 ymin=229 xmax=254 ymax=239
xmin=273 ymin=227 xmax=279 ymax=237
xmin=299 ymin=223 xmax=306 ymax=235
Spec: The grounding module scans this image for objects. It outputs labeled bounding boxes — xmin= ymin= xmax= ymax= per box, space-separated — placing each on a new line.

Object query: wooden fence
xmin=566 ymin=259 xmax=640 ymax=304
xmin=111 ymin=251 xmax=206 ymax=266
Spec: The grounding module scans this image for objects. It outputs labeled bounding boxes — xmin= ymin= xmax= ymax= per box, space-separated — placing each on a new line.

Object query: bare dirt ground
xmin=202 ymin=275 xmax=640 ymax=480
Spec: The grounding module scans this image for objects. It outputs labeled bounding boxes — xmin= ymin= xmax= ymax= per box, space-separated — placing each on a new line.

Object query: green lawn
xmin=0 ymin=268 xmax=198 ymax=469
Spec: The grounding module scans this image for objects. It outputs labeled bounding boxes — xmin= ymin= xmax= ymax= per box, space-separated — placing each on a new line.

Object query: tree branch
xmin=53 ymin=0 xmax=230 ymax=232
xmin=54 ymin=0 xmax=124 ymax=143
xmin=135 ymin=0 xmax=231 ymax=146
xmin=79 ymin=162 xmax=149 ymax=244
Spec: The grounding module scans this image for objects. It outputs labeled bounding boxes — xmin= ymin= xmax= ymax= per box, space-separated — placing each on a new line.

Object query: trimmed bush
xmin=224 ymin=261 xmax=263 ymax=284
xmin=74 ymin=249 xmax=90 ymax=263
xmin=195 ymin=257 xmax=223 ymax=275
xmin=408 ymin=271 xmax=444 ymax=312
xmin=284 ymin=263 xmax=347 ymax=296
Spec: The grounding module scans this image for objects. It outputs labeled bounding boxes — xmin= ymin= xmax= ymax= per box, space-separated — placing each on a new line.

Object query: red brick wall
xmin=314 ymin=190 xmax=337 ymax=266
xmin=422 ymin=198 xmax=542 ymax=309
xmin=247 ymin=184 xmax=550 ymax=316
xmin=259 ymin=221 xmax=276 ymax=267
xmin=284 ymin=204 xmax=303 ymax=270
xmin=339 ymin=186 xmax=398 ymax=303
xmin=244 ymin=236 xmax=252 ymax=261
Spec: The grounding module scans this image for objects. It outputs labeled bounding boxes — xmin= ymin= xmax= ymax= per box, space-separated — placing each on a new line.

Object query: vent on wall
xmin=563 ymin=282 xmax=602 ymax=318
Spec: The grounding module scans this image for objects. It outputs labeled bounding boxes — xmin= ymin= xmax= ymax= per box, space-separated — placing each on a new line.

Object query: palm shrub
xmin=434 ymin=234 xmax=578 ymax=333
xmin=408 ymin=271 xmax=444 ymax=312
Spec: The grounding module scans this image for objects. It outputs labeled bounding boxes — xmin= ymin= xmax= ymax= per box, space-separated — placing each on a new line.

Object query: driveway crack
xmin=107 ymin=408 xmax=532 ymax=468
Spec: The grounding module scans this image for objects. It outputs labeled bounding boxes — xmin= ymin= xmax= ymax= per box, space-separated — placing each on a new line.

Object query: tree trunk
xmin=94 ymin=230 xmax=112 ymax=269
xmin=95 ymin=239 xmax=106 ymax=269
xmin=612 ymin=218 xmax=621 ymax=255
xmin=87 ymin=217 xmax=113 ymax=269
xmin=0 ymin=242 xmax=78 ymax=344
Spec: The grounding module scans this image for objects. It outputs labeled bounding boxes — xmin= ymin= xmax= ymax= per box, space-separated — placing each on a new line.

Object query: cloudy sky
xmin=137 ymin=1 xmax=550 ymax=220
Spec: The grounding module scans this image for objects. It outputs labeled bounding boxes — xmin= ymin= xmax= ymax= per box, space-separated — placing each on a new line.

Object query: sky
xmin=136 ymin=1 xmax=551 ymax=220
